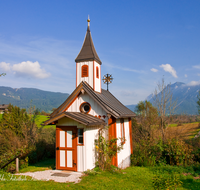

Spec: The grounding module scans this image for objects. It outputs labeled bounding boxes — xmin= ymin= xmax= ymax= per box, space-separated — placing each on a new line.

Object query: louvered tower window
xmin=96 ymin=66 xmax=99 ymax=78
xmin=82 ymin=65 xmax=88 ymax=77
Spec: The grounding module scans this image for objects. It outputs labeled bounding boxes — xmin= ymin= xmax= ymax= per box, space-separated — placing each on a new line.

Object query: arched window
xmin=82 ymin=65 xmax=88 ymax=77
xmin=96 ymin=66 xmax=99 ymax=78
xmin=120 ymin=119 xmax=125 ymax=144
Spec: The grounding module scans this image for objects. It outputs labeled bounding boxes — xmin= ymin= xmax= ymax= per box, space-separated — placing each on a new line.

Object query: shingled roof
xmin=44 ymin=112 xmax=106 ymax=126
xmin=75 ymin=22 xmax=102 ymax=65
xmin=50 ymin=81 xmax=136 ymax=119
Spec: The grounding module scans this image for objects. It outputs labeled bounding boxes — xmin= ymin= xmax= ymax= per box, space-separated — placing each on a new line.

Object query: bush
xmin=152 ymin=172 xmax=182 ymax=190
xmin=131 ymin=138 xmax=194 ymax=167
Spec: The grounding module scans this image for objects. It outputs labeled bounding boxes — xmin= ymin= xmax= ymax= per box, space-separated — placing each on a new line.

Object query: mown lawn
xmin=1 ymin=164 xmax=200 ymax=189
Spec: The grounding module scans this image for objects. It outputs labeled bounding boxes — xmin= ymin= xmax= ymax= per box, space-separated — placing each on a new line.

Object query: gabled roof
xmin=75 ymin=24 xmax=102 ymax=65
xmin=50 ymin=81 xmax=136 ymax=119
xmin=44 ymin=112 xmax=106 ymax=126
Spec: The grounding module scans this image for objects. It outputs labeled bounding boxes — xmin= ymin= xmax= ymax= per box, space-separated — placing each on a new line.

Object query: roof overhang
xmin=44 ymin=112 xmax=106 ymax=126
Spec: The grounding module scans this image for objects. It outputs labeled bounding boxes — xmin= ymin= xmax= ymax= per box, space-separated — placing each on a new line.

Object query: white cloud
xmin=151 ymin=68 xmax=158 ymax=72
xmin=160 ymin=63 xmax=178 ymax=78
xmin=187 ymin=80 xmax=200 ymax=86
xmin=12 ymin=61 xmax=51 ymax=79
xmin=185 ymin=74 xmax=187 ymax=78
xmin=193 ymin=65 xmax=200 ymax=69
xmin=0 ymin=62 xmax=11 ymax=72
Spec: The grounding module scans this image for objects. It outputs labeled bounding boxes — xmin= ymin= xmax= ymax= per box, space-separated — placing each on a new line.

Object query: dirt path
xmin=15 ymin=170 xmax=83 ymax=183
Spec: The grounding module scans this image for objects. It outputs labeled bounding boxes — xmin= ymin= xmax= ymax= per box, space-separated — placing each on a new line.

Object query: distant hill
xmin=0 ymin=86 xmax=69 ymax=113
xmin=127 ymin=82 xmax=200 ymax=115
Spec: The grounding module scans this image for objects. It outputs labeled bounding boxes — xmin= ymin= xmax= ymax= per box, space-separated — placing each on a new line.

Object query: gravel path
xmin=15 ymin=170 xmax=83 ymax=183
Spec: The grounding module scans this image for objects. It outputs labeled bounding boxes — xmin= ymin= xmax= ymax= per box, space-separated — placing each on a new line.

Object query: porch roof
xmin=44 ymin=112 xmax=106 ymax=126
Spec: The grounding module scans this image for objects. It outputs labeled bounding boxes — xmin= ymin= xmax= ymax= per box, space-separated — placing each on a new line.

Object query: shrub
xmin=152 ymin=172 xmax=182 ymax=190
xmin=95 ymin=128 xmax=124 ymax=171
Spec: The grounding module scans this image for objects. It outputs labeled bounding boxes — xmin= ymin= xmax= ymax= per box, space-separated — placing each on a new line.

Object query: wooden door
xmin=56 ymin=126 xmax=77 ymax=171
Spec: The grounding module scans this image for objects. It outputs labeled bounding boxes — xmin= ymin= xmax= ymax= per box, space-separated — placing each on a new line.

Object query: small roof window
xmin=80 ymin=102 xmax=91 ymax=114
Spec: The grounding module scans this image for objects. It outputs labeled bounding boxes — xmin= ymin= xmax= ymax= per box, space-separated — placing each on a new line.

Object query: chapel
xmin=44 ymin=18 xmax=136 ymax=171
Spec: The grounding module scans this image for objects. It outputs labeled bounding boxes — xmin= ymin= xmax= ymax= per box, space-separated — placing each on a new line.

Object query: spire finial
xmin=87 ymin=15 xmax=90 ymax=27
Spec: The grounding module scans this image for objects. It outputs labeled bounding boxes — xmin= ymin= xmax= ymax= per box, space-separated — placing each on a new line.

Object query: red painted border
xmin=108 ymin=117 xmax=118 ymax=167
xmin=129 ymin=118 xmax=133 ymax=154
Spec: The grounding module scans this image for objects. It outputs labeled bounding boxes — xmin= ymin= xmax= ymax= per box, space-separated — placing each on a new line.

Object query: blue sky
xmin=0 ymin=0 xmax=200 ymax=105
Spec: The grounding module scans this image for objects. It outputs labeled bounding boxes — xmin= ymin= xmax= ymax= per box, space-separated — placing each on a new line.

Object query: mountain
xmin=127 ymin=82 xmax=200 ymax=115
xmin=0 ymin=86 xmax=69 ymax=113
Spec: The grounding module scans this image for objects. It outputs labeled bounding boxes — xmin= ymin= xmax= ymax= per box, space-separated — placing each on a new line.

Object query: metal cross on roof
xmin=102 ymin=74 xmax=113 ymax=91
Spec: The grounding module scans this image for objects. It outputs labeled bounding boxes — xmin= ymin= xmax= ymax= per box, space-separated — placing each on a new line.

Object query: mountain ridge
xmin=127 ymin=82 xmax=200 ymax=115
xmin=0 ymin=86 xmax=69 ymax=113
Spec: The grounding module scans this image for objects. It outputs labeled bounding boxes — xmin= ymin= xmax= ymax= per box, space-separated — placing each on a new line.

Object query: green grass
xmin=35 ymin=115 xmax=55 ymax=128
xmin=169 ymin=123 xmax=178 ymax=127
xmin=19 ymin=159 xmax=55 ymax=173
xmin=1 ymin=163 xmax=200 ymax=189
xmin=0 ymin=114 xmax=2 ymax=120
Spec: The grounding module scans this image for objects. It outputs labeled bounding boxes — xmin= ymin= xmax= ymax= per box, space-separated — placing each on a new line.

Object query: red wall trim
xmin=129 ymin=118 xmax=133 ymax=154
xmin=108 ymin=117 xmax=118 ymax=167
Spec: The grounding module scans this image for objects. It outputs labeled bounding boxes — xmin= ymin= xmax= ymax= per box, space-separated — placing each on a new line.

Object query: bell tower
xmin=75 ymin=17 xmax=102 ymax=93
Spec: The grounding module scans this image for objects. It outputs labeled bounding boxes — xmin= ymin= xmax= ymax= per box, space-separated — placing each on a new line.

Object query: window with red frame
xmin=82 ymin=65 xmax=88 ymax=77
xmin=120 ymin=119 xmax=125 ymax=144
xmin=96 ymin=66 xmax=99 ymax=78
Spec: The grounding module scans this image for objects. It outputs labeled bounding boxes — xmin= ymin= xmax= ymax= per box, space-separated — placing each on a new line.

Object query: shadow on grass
xmin=182 ymin=178 xmax=200 ymax=190
xmin=20 ymin=158 xmax=55 ymax=173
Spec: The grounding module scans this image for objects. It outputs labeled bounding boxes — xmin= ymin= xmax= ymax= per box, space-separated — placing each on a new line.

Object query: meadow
xmin=1 ymin=162 xmax=200 ymax=189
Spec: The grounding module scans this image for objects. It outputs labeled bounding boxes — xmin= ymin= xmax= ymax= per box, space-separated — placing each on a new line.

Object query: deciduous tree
xmin=153 ymin=78 xmax=176 ymax=142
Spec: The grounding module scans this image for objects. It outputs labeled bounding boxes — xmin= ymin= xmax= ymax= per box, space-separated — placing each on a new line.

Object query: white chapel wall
xmin=116 ymin=118 xmax=131 ymax=169
xmin=76 ymin=61 xmax=93 ymax=88
xmin=85 ymin=126 xmax=99 ymax=170
xmin=66 ymin=93 xmax=108 ymax=123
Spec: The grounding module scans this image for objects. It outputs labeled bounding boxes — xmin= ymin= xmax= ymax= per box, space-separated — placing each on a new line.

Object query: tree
xmin=153 ymin=78 xmax=176 ymax=142
xmin=0 ymin=73 xmax=6 ymax=77
xmin=197 ymin=91 xmax=200 ymax=114
xmin=134 ymin=100 xmax=158 ymax=140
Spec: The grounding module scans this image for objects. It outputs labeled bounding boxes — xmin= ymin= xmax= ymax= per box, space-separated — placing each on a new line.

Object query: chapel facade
xmin=44 ymin=18 xmax=136 ymax=171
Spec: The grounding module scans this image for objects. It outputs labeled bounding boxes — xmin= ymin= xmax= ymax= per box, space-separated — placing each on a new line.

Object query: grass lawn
xmin=35 ymin=115 xmax=55 ymax=128
xmin=1 ymin=161 xmax=200 ymax=189
xmin=19 ymin=159 xmax=55 ymax=173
